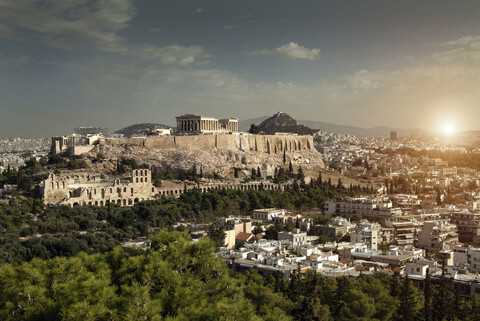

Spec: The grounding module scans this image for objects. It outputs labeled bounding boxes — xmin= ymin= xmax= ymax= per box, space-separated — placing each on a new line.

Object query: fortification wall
xmin=144 ymin=136 xmax=176 ymax=149
xmin=104 ymin=134 xmax=313 ymax=154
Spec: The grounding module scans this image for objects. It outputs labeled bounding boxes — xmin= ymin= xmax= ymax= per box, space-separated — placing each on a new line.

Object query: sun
xmin=442 ymin=122 xmax=455 ymax=136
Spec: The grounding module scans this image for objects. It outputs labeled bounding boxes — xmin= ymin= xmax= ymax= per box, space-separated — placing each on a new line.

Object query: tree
xmin=397 ymin=276 xmax=417 ymax=321
xmin=289 ymin=161 xmax=294 ymax=174
xmin=48 ymin=154 xmax=65 ymax=165
xmin=207 ymin=224 xmax=225 ymax=248
xmin=390 ymin=271 xmax=401 ymax=298
xmin=249 ymin=124 xmax=260 ymax=134
xmin=337 ymin=178 xmax=343 ymax=189
xmin=298 ymin=166 xmax=305 ymax=181
xmin=423 ymin=268 xmax=433 ymax=321
xmin=234 ymin=167 xmax=239 ymax=178
xmin=351 ymin=213 xmax=362 ymax=222
xmin=317 ymin=172 xmax=322 ymax=187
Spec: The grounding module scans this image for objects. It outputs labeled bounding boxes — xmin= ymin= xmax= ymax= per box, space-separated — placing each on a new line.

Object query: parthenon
xmin=176 ymin=114 xmax=238 ymax=133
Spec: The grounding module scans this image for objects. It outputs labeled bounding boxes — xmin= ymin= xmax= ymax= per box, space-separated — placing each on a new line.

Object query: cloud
xmin=440 ymin=35 xmax=480 ymax=47
xmin=0 ymin=0 xmax=209 ymax=66
xmin=432 ymin=34 xmax=480 ymax=65
xmin=223 ymin=25 xmax=242 ymax=30
xmin=248 ymin=42 xmax=320 ymax=61
xmin=196 ymin=8 xmax=203 ymax=14
xmin=148 ymin=27 xmax=161 ymax=33
xmin=0 ymin=53 xmax=30 ymax=65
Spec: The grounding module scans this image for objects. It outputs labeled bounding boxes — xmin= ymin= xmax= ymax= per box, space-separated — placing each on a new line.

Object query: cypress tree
xmin=337 ymin=178 xmax=343 ymax=189
xmin=424 ymin=268 xmax=432 ymax=321
xmin=397 ymin=276 xmax=416 ymax=321
xmin=298 ymin=166 xmax=304 ymax=180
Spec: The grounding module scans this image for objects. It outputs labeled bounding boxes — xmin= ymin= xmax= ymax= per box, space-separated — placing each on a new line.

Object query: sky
xmin=1 ymin=0 xmax=480 ymax=138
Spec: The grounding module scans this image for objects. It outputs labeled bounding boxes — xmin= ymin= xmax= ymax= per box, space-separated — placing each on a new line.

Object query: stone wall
xmin=104 ymin=134 xmax=314 ymax=154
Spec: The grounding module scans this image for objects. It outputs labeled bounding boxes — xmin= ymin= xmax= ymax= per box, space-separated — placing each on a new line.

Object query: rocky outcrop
xmin=87 ymin=141 xmax=324 ymax=179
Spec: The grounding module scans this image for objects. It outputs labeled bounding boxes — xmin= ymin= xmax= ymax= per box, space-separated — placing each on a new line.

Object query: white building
xmin=278 ymin=229 xmax=307 ymax=247
xmin=350 ymin=221 xmax=382 ymax=251
xmin=252 ymin=208 xmax=286 ymax=221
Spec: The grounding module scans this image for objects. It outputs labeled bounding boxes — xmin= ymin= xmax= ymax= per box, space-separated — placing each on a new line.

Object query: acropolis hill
xmin=82 ymin=114 xmax=325 ymax=178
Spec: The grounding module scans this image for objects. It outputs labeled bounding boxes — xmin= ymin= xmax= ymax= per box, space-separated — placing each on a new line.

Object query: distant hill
xmin=240 ymin=115 xmax=429 ymax=138
xmin=298 ymin=120 xmax=430 ymax=138
xmin=115 ymin=123 xmax=172 ymax=137
xmin=238 ymin=116 xmax=270 ymax=131
xmin=256 ymin=112 xmax=317 ymax=135
xmin=459 ymin=130 xmax=480 ymax=138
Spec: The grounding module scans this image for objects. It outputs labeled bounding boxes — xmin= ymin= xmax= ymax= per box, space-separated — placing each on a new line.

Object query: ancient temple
xmin=176 ymin=114 xmax=238 ymax=134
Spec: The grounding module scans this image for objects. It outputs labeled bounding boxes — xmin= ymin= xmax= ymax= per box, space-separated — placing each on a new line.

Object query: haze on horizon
xmin=1 ymin=0 xmax=480 ymax=138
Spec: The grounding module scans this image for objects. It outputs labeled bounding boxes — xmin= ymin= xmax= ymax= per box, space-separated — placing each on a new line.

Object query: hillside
xmin=257 ymin=112 xmax=317 ymax=135
xmin=114 ymin=123 xmax=172 ymax=137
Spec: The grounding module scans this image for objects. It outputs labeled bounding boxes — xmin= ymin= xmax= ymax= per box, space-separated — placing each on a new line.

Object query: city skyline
xmin=1 ymin=0 xmax=480 ymax=138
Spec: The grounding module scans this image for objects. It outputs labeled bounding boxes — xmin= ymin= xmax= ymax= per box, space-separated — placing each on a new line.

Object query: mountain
xmin=114 ymin=123 xmax=172 ymax=137
xmin=298 ymin=120 xmax=430 ymax=138
xmin=240 ymin=115 xmax=429 ymax=138
xmin=256 ymin=112 xmax=317 ymax=135
xmin=238 ymin=115 xmax=270 ymax=131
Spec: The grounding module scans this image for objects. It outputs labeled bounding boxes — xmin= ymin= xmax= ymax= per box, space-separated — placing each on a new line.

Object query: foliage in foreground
xmin=2 ymin=231 xmax=480 ymax=320
xmin=0 ymin=231 xmax=290 ymax=320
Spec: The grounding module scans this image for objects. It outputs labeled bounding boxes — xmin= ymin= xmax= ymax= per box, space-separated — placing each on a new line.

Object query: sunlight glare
xmin=442 ymin=122 xmax=455 ymax=136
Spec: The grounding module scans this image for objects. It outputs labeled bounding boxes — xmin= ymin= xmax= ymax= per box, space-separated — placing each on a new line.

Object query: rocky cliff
xmin=86 ymin=134 xmax=324 ymax=178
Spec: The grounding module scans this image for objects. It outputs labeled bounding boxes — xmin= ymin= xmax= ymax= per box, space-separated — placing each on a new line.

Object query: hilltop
xmin=257 ymin=112 xmax=317 ymax=135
